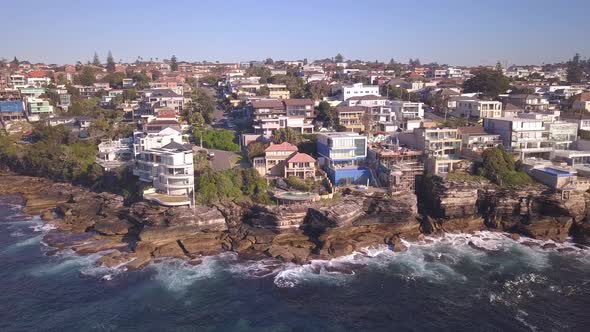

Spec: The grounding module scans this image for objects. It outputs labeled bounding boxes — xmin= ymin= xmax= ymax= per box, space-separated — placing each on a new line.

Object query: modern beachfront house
xmin=132 ymin=128 xmax=195 ymax=207
xmin=316 ymin=132 xmax=371 ymax=186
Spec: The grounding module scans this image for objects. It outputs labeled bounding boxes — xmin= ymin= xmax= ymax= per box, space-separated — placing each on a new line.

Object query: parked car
xmin=207 ymin=152 xmax=215 ymax=160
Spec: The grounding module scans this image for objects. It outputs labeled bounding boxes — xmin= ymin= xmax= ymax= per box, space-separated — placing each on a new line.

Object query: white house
xmin=456 ymin=100 xmax=502 ymax=118
xmin=390 ymin=100 xmax=424 ymax=120
xmin=341 ymin=83 xmax=380 ymax=101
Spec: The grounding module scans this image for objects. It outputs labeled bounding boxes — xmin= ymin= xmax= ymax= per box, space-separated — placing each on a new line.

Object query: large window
xmin=354 ymin=138 xmax=366 ymax=157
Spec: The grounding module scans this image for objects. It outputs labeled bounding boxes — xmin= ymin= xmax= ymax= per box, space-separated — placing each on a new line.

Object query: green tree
xmin=257 ymin=85 xmax=270 ymax=96
xmin=106 ymin=51 xmax=116 ymax=72
xmin=567 ymin=53 xmax=583 ymax=84
xmin=273 ymin=128 xmax=301 ymax=145
xmin=170 ymin=55 xmax=178 ymax=71
xmin=103 ymin=72 xmax=126 ymax=87
xmin=463 ymin=69 xmax=510 ymax=98
xmin=11 ymin=56 xmax=19 ymax=68
xmin=495 ymin=61 xmax=503 ymax=73
xmin=122 ymin=88 xmax=137 ymax=101
xmin=92 ymin=52 xmax=101 ymax=66
xmin=75 ymin=66 xmax=97 ymax=86
xmin=316 ymin=101 xmax=334 ymax=128
xmin=478 ymin=147 xmax=531 ymax=188
xmin=264 ymin=58 xmax=274 ymax=65
xmin=334 ymin=53 xmax=344 ymax=63
xmin=247 ymin=141 xmax=267 ymax=160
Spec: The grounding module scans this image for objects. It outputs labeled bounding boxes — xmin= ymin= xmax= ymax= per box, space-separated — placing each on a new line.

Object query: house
xmin=504 ymin=94 xmax=549 ymax=111
xmin=335 ymin=106 xmax=366 ymax=132
xmin=9 ymin=75 xmax=26 ymax=87
xmin=341 ymin=83 xmax=380 ymax=101
xmin=413 ymin=127 xmax=466 ymax=175
xmin=132 ymin=127 xmax=185 ymax=156
xmin=316 ymin=132 xmax=371 ymax=186
xmin=457 ymin=126 xmax=502 ymax=159
xmin=26 ymin=97 xmax=54 ymax=115
xmin=253 ymin=142 xmax=316 ymax=180
xmin=572 ymin=92 xmax=590 ymax=112
xmin=250 ymin=99 xmax=315 ymax=137
xmin=18 ymin=86 xmax=45 ymax=98
xmin=346 ymin=95 xmax=388 ymax=107
xmin=144 ymin=89 xmax=184 ymax=112
xmin=134 ymin=141 xmax=195 ymax=207
xmin=0 ymin=100 xmax=25 ymax=123
xmin=96 ymin=137 xmax=134 ymax=169
xmin=367 ymin=143 xmax=424 ymax=191
xmin=144 ymin=119 xmax=182 ymax=133
xmin=561 ymin=112 xmax=590 ymax=131
xmin=546 ymin=121 xmax=578 ymax=150
xmin=390 ymin=100 xmax=424 ymax=120
xmin=455 ymin=100 xmax=502 ymax=118
xmin=483 ymin=117 xmax=553 ymax=159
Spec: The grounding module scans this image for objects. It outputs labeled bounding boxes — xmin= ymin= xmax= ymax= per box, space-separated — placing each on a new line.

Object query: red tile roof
xmin=265 ymin=142 xmax=298 ymax=152
xmin=287 ymin=152 xmax=316 ymax=163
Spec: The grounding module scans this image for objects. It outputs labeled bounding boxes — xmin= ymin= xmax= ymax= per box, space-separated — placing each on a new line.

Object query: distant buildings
xmin=455 ymin=100 xmax=502 ymax=118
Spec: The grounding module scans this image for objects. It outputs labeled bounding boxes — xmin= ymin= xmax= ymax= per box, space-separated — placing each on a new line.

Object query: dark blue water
xmin=2 ymin=194 xmax=590 ymax=331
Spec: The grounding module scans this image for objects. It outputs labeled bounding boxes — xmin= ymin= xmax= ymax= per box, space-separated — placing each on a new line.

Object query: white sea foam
xmin=150 ymin=254 xmax=230 ymax=293
xmin=29 ymin=250 xmax=112 ymax=277
xmin=515 ymin=309 xmax=539 ymax=332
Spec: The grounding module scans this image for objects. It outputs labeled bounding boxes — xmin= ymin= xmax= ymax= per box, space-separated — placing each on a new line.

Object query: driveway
xmin=207 ymin=149 xmax=241 ymax=171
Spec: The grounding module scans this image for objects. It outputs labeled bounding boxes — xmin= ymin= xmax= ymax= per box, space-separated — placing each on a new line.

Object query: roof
xmin=503 ymin=103 xmax=523 ymax=111
xmin=147 ymin=89 xmax=182 ymax=98
xmin=335 ymin=106 xmax=366 ymax=114
xmin=286 ymin=152 xmax=316 ymax=163
xmin=251 ymin=99 xmax=284 ymax=109
xmin=575 ymin=92 xmax=590 ymax=102
xmin=265 ymin=142 xmax=298 ymax=152
xmin=0 ymin=100 xmax=24 ymax=113
xmin=146 ymin=119 xmax=180 ymax=126
xmin=162 ymin=141 xmax=192 ymax=151
xmin=283 ymin=98 xmax=314 ymax=106
xmin=347 ymin=95 xmax=387 ymax=101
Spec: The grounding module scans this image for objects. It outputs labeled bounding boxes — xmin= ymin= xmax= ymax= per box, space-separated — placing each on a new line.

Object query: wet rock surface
xmin=3 ymin=173 xmax=590 ymax=271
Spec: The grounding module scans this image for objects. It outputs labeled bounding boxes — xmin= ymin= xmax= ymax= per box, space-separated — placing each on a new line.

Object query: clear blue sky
xmin=3 ymin=0 xmax=589 ymax=66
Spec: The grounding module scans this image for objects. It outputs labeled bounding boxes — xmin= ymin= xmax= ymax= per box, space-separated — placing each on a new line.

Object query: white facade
xmin=456 ymin=100 xmax=502 ymax=118
xmin=484 ymin=117 xmax=553 ymax=158
xmin=390 ymin=101 xmax=424 ymax=120
xmin=342 ymin=83 xmax=380 ymax=101
xmin=133 ymin=127 xmax=184 ymax=156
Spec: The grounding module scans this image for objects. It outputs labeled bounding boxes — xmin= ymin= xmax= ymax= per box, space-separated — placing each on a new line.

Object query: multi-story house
xmin=335 ymin=106 xmax=366 ymax=132
xmin=251 ymin=99 xmax=314 ymax=137
xmin=483 ymin=117 xmax=553 ymax=159
xmin=316 ymin=132 xmax=371 ymax=186
xmin=132 ymin=127 xmax=185 ymax=156
xmin=9 ymin=75 xmax=26 ymax=87
xmin=0 ymin=100 xmax=25 ymax=123
xmin=414 ymin=127 xmax=464 ymax=174
xmin=253 ymin=142 xmax=316 ymax=180
xmin=341 ymin=83 xmax=380 ymax=101
xmin=456 ymin=100 xmax=502 ymax=118
xmin=144 ymin=89 xmax=185 ymax=112
xmin=457 ymin=126 xmax=502 ymax=159
xmin=505 ymin=94 xmax=550 ymax=111
xmin=561 ymin=112 xmax=590 ymax=132
xmin=572 ymin=92 xmax=590 ymax=112
xmin=19 ymin=86 xmax=45 ymax=99
xmin=26 ymin=97 xmax=54 ymax=115
xmin=134 ymin=142 xmax=195 ymax=207
xmin=546 ymin=122 xmax=578 ymax=150
xmin=390 ymin=100 xmax=424 ymax=120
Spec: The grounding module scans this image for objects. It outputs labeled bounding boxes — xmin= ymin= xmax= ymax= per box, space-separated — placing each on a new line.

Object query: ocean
xmin=1 ymin=194 xmax=590 ymax=332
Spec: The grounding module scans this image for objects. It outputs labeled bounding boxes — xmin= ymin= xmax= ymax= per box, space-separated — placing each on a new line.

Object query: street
xmin=208 ymin=149 xmax=240 ymax=171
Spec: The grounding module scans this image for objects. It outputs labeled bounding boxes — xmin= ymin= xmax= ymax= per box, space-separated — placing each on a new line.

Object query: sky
xmin=2 ymin=0 xmax=590 ymax=66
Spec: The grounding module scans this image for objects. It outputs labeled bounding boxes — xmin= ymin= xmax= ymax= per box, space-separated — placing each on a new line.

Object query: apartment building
xmin=335 ymin=106 xmax=366 ymax=132
xmin=456 ymin=100 xmax=502 ymax=118
xmin=341 ymin=83 xmax=380 ymax=101
xmin=483 ymin=117 xmax=553 ymax=159
xmin=316 ymin=132 xmax=371 ymax=186
xmin=457 ymin=126 xmax=502 ymax=159
xmin=546 ymin=122 xmax=578 ymax=150
xmin=413 ymin=127 xmax=465 ymax=174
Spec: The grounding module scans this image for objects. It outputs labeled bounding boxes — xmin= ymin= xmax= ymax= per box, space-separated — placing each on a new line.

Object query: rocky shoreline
xmin=1 ymin=173 xmax=590 ymax=272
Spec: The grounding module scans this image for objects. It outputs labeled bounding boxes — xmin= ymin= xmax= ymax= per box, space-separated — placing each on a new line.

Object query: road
xmin=208 ymin=149 xmax=240 ymax=171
